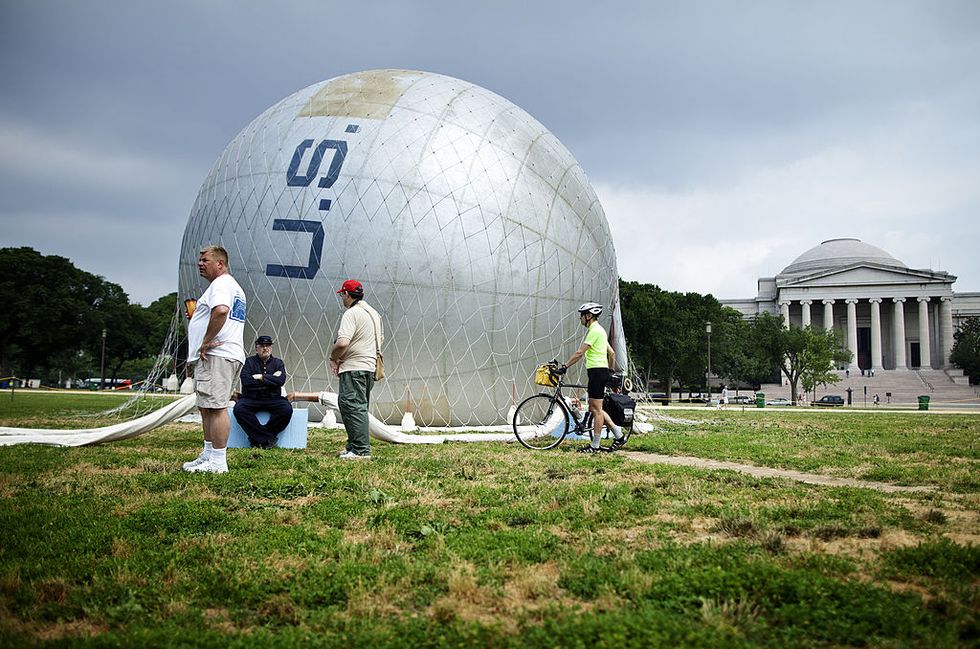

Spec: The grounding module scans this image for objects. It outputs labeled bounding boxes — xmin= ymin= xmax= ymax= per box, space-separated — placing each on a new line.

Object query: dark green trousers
xmin=338 ymin=371 xmax=374 ymax=455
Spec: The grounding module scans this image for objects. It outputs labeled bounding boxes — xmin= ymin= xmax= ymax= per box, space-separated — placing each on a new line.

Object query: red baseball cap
xmin=337 ymin=279 xmax=362 ymax=294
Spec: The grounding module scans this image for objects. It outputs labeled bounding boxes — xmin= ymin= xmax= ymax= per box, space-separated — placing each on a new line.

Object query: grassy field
xmin=0 ymin=394 xmax=977 ymax=647
xmin=0 ymin=391 xmax=180 ymax=429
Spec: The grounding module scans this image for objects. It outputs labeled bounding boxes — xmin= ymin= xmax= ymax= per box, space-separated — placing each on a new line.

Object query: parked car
xmin=766 ymin=397 xmax=792 ymax=406
xmin=813 ymin=395 xmax=845 ymax=407
xmin=730 ymin=395 xmax=753 ymax=405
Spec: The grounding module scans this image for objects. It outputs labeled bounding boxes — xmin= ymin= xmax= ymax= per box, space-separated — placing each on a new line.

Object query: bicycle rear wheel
xmin=513 ymin=394 xmax=570 ymax=450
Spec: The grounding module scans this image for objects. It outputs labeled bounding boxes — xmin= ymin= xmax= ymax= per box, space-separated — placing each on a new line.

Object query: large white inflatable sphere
xmin=179 ymin=70 xmax=625 ymax=425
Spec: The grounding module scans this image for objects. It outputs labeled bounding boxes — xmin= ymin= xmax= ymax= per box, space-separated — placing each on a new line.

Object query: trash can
xmin=917 ymin=395 xmax=930 ymax=411
xmin=756 ymin=392 xmax=765 ymax=408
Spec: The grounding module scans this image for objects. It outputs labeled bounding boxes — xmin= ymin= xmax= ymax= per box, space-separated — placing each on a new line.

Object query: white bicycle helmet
xmin=578 ymin=302 xmax=603 ymax=316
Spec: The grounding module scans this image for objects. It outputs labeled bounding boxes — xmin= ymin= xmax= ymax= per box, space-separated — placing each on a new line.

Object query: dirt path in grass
xmin=623 ymin=452 xmax=936 ymax=493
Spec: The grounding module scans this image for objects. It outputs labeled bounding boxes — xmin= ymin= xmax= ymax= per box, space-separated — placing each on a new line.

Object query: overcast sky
xmin=2 ymin=0 xmax=978 ymax=305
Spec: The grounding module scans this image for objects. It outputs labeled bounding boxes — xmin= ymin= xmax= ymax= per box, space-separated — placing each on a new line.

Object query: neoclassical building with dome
xmin=722 ymin=238 xmax=980 ymax=372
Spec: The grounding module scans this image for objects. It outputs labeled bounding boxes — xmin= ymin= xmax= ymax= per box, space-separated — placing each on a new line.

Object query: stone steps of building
xmin=758 ymin=369 xmax=979 ymax=405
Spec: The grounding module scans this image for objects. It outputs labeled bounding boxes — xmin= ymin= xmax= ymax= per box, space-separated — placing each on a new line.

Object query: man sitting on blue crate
xmin=232 ymin=335 xmax=293 ymax=449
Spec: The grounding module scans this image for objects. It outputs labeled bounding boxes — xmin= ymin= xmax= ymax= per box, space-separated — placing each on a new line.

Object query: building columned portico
xmin=723 ymin=238 xmax=980 ymax=371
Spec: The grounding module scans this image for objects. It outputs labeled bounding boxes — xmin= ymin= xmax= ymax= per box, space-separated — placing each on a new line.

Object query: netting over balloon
xmin=178 ymin=70 xmax=628 ymax=426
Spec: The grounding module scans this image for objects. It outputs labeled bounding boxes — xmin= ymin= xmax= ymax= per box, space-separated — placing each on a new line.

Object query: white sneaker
xmin=338 ymin=450 xmax=371 ymax=460
xmin=181 ymin=452 xmax=208 ymax=470
xmin=185 ymin=457 xmax=228 ymax=473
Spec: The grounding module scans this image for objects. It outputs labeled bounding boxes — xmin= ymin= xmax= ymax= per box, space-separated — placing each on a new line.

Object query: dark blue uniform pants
xmin=233 ymin=397 xmax=294 ymax=448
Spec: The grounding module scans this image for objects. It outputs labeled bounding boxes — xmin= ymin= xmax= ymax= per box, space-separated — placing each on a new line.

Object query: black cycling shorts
xmin=586 ymin=367 xmax=611 ymax=400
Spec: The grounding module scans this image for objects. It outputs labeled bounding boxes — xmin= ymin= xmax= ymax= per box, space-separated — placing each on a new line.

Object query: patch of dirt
xmin=894 ymin=497 xmax=980 ymax=545
xmin=345 ymin=575 xmax=415 ymax=618
xmin=0 ymin=474 xmax=17 ymax=498
xmin=205 ymin=607 xmax=241 ymax=634
xmin=502 ymin=562 xmax=563 ymax=606
xmin=34 ymin=578 xmax=70 ymax=604
xmin=261 ymin=494 xmax=323 ymax=508
xmin=111 ymin=537 xmax=134 ymax=559
xmin=429 ymin=562 xmax=499 ymax=627
xmin=619 ymin=473 xmax=979 ymax=567
xmin=35 ymin=619 xmax=108 ymax=640
xmin=62 ymin=462 xmax=141 ymax=478
xmin=262 ymin=552 xmax=308 ymax=580
xmin=342 ymin=523 xmax=415 ymax=556
xmin=173 ymin=533 xmax=233 ymax=554
xmin=409 ymin=495 xmax=462 ymax=509
xmin=594 ymin=523 xmax=664 ymax=551
xmin=0 ymin=610 xmax=108 ymax=642
xmin=427 ymin=561 xmax=593 ymax=630
xmin=785 ymin=528 xmax=922 ymax=556
xmin=624 ymin=452 xmax=936 ymax=493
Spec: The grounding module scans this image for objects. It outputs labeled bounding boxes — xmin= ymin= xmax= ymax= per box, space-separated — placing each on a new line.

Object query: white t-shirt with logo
xmin=187 ymin=273 xmax=247 ymax=363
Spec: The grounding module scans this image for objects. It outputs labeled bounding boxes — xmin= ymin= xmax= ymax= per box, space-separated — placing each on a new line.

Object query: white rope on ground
xmin=315 ymin=392 xmax=515 ymax=444
xmin=0 ymin=395 xmax=198 ymax=447
xmin=635 ymin=407 xmax=699 ymax=426
xmin=0 ymin=392 xmax=516 ymax=448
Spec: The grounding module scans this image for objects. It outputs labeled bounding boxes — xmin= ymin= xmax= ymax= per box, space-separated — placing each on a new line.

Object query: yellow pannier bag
xmin=534 ymin=364 xmax=558 ymax=387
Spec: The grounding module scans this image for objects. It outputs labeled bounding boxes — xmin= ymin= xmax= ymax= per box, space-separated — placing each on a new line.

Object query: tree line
xmin=621 ymin=279 xmax=847 ymax=401
xmin=0 ymin=247 xmax=178 ymax=387
xmin=2 ymin=248 xmax=976 ymax=391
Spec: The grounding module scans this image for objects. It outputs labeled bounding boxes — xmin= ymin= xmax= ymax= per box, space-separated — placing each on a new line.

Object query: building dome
xmin=780 ymin=238 xmax=906 ymax=276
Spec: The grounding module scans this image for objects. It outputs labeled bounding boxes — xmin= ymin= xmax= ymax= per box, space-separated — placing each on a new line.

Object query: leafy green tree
xmin=799 ymin=328 xmax=851 ymax=397
xmin=950 ymin=317 xmax=980 ymax=384
xmin=651 ymin=291 xmax=696 ymax=395
xmin=0 ymin=247 xmax=175 ymax=387
xmin=0 ymin=247 xmax=108 ymax=378
xmin=139 ymin=292 xmax=185 ymax=385
xmin=749 ymin=313 xmax=851 ymax=403
xmin=673 ymin=292 xmax=722 ymax=395
xmin=145 ymin=293 xmax=178 ymax=353
xmin=619 ymin=280 xmax=661 ymax=388
xmin=118 ymin=355 xmax=159 ymax=384
xmin=91 ymin=299 xmax=151 ymax=387
xmin=711 ymin=315 xmax=772 ymax=391
xmin=41 ymin=349 xmax=96 ymax=387
xmin=620 ymin=280 xmax=751 ymax=398
xmin=620 ymin=282 xmax=704 ymax=396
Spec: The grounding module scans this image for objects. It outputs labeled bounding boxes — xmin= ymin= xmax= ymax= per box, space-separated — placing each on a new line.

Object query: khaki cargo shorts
xmin=194 ymin=356 xmax=242 ymax=409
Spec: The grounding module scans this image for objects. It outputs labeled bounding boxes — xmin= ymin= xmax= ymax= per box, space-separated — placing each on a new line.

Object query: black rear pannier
xmin=603 ymin=393 xmax=636 ymax=427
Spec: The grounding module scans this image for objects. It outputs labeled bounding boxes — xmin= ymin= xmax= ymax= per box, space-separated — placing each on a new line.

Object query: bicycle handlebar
xmin=540 ymin=359 xmax=627 ymax=394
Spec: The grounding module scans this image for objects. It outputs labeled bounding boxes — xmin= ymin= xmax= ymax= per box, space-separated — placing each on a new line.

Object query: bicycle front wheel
xmin=513 ymin=394 xmax=570 ymax=450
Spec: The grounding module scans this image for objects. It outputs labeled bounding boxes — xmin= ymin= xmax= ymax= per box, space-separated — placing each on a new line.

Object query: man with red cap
xmin=329 ymin=279 xmax=383 ymax=459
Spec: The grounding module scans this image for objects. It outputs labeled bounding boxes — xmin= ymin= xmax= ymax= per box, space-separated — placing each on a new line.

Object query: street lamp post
xmin=100 ymin=328 xmax=107 ymax=391
xmin=706 ymin=321 xmax=712 ymax=400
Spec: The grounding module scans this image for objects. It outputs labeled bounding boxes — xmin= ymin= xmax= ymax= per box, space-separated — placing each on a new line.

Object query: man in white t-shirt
xmin=181 ymin=245 xmax=246 ymax=474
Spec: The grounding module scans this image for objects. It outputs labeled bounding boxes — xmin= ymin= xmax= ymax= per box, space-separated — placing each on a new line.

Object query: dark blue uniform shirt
xmin=239 ymin=355 xmax=287 ymax=401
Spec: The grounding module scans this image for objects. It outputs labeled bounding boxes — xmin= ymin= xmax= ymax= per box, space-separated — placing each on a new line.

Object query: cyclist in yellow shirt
xmin=557 ymin=302 xmax=627 ymax=453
